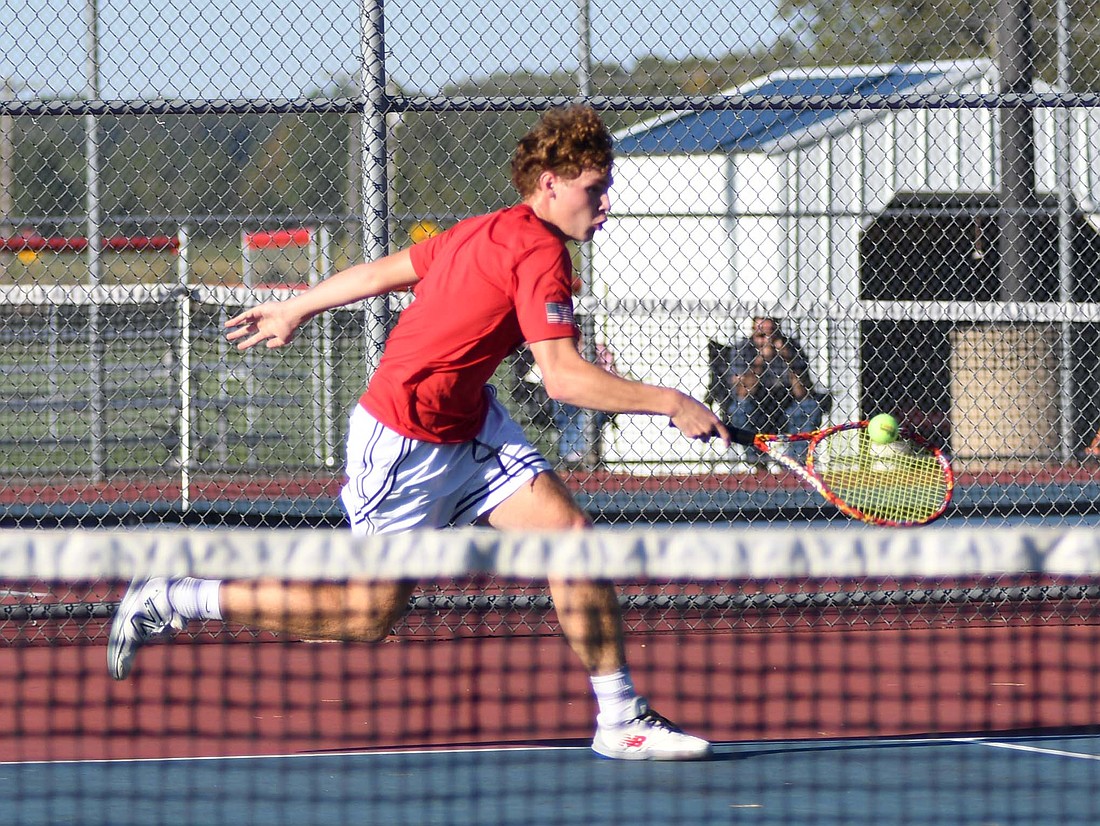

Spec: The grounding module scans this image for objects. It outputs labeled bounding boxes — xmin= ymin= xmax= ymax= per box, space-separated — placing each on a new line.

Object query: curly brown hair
xmin=510 ymin=105 xmax=614 ymax=198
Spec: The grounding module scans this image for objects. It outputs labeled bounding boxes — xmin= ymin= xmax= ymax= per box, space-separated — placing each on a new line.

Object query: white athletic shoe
xmin=591 ymin=697 xmax=712 ymax=761
xmin=107 ymin=578 xmax=186 ymax=680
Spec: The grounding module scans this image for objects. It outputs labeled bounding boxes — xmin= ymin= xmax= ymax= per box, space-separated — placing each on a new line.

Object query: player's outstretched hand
xmin=669 ymin=394 xmax=731 ymax=447
xmin=225 ymin=302 xmax=305 ymax=350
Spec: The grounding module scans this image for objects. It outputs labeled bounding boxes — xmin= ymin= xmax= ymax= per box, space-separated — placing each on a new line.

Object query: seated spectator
xmin=726 ymin=317 xmax=824 ymax=462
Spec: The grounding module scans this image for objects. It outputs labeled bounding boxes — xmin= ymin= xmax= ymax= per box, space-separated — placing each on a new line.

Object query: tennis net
xmin=4 ymin=525 xmax=1100 ymax=825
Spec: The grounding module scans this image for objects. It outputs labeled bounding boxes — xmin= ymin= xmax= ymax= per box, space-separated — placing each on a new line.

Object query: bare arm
xmin=226 ymin=249 xmax=419 ymax=350
xmin=530 ymin=337 xmax=729 ymax=445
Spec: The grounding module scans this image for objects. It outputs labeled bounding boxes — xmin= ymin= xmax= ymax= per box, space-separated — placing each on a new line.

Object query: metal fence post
xmin=360 ymin=0 xmax=389 ymax=381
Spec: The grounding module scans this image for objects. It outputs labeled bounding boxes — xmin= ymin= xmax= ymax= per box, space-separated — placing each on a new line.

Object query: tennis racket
xmin=725 ymin=420 xmax=954 ymax=526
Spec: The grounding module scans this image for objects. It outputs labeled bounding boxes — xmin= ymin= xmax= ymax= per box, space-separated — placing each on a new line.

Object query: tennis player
xmin=108 ymin=105 xmax=729 ymax=761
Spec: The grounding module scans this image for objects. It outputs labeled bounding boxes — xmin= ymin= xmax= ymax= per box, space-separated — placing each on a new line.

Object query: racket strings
xmin=811 ymin=430 xmax=950 ymax=524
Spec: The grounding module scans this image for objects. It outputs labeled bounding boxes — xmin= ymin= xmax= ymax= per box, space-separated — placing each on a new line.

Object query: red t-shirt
xmin=359 ymin=204 xmax=577 ymax=443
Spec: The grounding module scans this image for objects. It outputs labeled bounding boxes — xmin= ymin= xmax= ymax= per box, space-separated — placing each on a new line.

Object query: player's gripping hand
xmin=669 ymin=393 xmax=731 ymax=447
xmin=225 ymin=302 xmax=307 ymax=350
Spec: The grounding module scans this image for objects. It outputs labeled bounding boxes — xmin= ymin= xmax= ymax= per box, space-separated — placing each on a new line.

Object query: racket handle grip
xmin=667 ymin=418 xmax=756 ymax=446
xmin=722 ymin=423 xmax=757 ymax=446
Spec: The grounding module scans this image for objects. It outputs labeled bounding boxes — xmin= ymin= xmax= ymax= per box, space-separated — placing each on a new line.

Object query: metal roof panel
xmin=615 ymin=68 xmax=949 ymax=154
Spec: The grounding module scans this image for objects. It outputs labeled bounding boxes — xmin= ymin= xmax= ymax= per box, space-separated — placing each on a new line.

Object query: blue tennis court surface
xmin=7 ymin=733 xmax=1100 ymax=825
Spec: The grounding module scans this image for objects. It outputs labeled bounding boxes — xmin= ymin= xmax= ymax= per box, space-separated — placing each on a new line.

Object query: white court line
xmin=12 ymin=736 xmax=1100 ymax=768
xmin=954 ymin=737 xmax=1100 ymax=761
xmin=0 ymin=742 xmax=583 ymax=767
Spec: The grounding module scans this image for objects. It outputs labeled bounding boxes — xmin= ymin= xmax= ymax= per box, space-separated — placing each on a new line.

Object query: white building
xmin=591 ymin=60 xmax=1100 ymax=470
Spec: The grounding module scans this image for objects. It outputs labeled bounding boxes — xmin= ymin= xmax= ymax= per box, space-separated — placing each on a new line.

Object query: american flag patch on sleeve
xmin=546 ymin=302 xmax=574 ymax=326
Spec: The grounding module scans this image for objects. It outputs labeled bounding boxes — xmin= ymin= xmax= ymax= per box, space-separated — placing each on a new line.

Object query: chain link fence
xmin=2 ymin=0 xmax=1100 ymax=525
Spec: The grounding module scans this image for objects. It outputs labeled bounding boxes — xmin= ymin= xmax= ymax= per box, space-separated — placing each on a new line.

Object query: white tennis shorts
xmin=340 ymin=391 xmax=552 ymax=535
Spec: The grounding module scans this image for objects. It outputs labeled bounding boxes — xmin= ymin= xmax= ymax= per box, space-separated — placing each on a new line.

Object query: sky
xmin=2 ymin=0 xmax=783 ymax=99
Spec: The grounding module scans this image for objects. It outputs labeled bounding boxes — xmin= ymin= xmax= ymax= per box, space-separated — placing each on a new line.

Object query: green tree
xmin=238 ymin=109 xmax=350 ymax=218
xmin=18 ymin=117 xmax=83 ymax=218
xmin=388 ymin=37 xmax=810 ymax=230
xmin=777 ymin=0 xmax=1100 ymax=88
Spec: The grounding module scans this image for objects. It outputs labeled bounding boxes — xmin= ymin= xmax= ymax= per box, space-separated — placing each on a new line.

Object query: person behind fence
xmin=726 ymin=317 xmax=823 ymax=459
xmin=105 ymin=104 xmax=729 ymax=762
xmin=553 ymin=340 xmax=617 ymax=465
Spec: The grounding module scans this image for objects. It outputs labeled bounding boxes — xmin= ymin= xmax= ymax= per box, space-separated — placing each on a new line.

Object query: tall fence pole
xmin=177 ymin=225 xmax=192 ymax=510
xmin=576 ymin=0 xmax=601 ymax=468
xmin=0 ymin=78 xmax=12 ymax=232
xmin=360 ymin=0 xmax=389 ymax=381
xmin=310 ymin=226 xmax=338 ymax=467
xmin=84 ymin=0 xmax=105 ymax=481
xmin=240 ymin=231 xmax=256 ymax=465
xmin=1056 ymin=0 xmax=1076 ymax=462
xmin=318 ymin=224 xmax=337 ymax=467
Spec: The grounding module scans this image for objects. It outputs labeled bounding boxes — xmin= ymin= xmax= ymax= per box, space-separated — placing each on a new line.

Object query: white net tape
xmin=4 ymin=525 xmax=1099 ymax=581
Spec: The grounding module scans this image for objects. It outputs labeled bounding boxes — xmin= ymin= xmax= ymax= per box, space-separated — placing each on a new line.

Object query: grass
xmin=0 ymin=233 xmax=560 ymax=480
xmin=0 ymin=311 xmax=558 ymax=479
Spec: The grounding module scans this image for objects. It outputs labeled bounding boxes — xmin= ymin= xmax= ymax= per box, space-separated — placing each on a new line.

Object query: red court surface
xmin=3 ymin=623 xmax=1098 ymax=762
xmin=2 ymin=466 xmax=1098 ymax=765
xmin=0 ymin=463 xmax=1090 ymax=509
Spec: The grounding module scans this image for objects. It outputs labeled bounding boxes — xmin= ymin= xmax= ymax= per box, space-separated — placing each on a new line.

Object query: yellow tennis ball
xmin=867 ymin=413 xmax=900 ymax=445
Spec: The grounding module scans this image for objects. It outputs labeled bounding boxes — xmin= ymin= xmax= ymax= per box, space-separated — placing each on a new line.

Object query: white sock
xmin=167 ymin=578 xmax=223 ymax=621
xmin=591 ymin=668 xmax=638 ymax=727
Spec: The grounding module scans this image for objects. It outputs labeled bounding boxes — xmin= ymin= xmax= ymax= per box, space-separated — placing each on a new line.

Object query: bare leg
xmin=485 ymin=470 xmax=625 ymax=675
xmin=546 ymin=577 xmax=627 ymax=674
xmin=108 ymin=575 xmax=416 ymax=680
xmin=221 ymin=579 xmax=416 ymax=642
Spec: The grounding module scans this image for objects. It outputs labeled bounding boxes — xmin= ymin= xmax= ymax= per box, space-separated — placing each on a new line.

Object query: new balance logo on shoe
xmin=133 ymin=600 xmax=170 ymax=635
xmin=107 ymin=578 xmax=186 ymax=681
xmin=591 ymin=697 xmax=712 ymax=761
